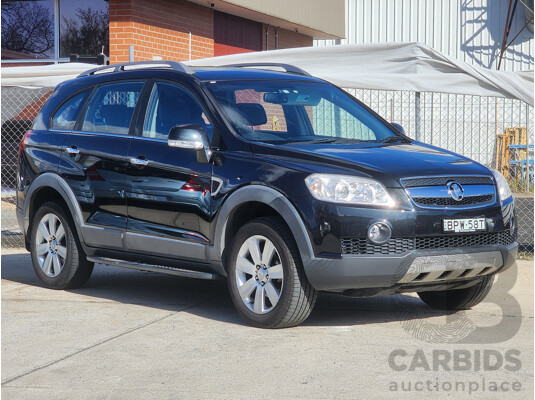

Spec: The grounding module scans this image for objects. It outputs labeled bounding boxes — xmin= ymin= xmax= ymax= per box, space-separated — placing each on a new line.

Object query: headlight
xmin=491 ymin=169 xmax=512 ymax=201
xmin=305 ymin=174 xmax=395 ymax=206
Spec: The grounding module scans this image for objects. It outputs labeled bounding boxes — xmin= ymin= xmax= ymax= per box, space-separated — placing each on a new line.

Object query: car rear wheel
xmin=417 ymin=276 xmax=494 ymax=310
xmin=227 ymin=217 xmax=317 ymax=328
xmin=30 ymin=202 xmax=94 ymax=289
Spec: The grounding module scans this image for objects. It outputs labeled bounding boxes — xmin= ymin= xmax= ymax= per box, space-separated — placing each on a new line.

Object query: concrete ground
xmin=1 ymin=248 xmax=533 ymax=399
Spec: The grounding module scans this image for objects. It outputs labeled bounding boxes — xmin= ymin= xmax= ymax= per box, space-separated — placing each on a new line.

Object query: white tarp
xmin=0 ymin=62 xmax=95 ymax=88
xmin=186 ymin=42 xmax=534 ymax=106
xmin=1 ymin=43 xmax=533 ymax=105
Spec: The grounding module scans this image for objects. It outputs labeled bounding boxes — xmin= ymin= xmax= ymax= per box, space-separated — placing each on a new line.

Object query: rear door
xmin=36 ymin=88 xmax=92 ymax=177
xmin=125 ymin=80 xmax=214 ymax=263
xmin=59 ymin=81 xmax=145 ymax=250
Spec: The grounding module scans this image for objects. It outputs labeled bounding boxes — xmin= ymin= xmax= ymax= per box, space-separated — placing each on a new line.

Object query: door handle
xmin=65 ymin=146 xmax=79 ymax=155
xmin=129 ymin=157 xmax=149 ymax=166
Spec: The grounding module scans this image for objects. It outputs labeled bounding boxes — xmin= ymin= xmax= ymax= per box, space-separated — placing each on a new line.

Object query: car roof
xmin=70 ymin=62 xmax=325 ymax=87
xmin=191 ymin=67 xmax=324 ymax=83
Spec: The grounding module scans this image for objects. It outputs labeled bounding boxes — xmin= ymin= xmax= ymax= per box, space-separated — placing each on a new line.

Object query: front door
xmin=125 ymin=81 xmax=214 ymax=262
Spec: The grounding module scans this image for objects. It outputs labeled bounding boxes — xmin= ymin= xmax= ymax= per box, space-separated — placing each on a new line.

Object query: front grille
xmin=341 ymin=238 xmax=414 ymax=255
xmin=341 ymin=232 xmax=515 ymax=255
xmin=402 ymin=176 xmax=493 ymax=187
xmin=414 ymin=232 xmax=514 ymax=249
xmin=413 ymin=194 xmax=494 ymax=207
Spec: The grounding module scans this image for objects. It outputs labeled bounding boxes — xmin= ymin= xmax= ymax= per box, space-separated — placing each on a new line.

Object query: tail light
xmin=18 ymin=130 xmax=33 ymax=158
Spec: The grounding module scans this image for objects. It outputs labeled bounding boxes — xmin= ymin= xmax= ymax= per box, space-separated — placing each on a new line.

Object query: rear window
xmin=81 ymin=82 xmax=144 ymax=135
xmin=50 ymin=90 xmax=90 ymax=130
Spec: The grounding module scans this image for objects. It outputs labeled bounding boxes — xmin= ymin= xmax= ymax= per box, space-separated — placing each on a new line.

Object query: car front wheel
xmin=227 ymin=217 xmax=317 ymax=328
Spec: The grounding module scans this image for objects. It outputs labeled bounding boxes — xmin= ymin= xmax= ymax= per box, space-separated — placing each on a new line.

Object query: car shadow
xmin=1 ymin=252 xmax=454 ymax=328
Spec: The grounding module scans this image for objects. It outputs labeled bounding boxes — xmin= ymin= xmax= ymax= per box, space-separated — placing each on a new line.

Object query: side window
xmin=143 ymin=82 xmax=213 ymax=140
xmin=50 ymin=90 xmax=90 ymax=130
xmin=81 ymin=82 xmax=144 ymax=135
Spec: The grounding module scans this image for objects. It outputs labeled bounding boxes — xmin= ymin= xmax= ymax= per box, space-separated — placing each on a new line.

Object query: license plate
xmin=443 ymin=218 xmax=486 ymax=233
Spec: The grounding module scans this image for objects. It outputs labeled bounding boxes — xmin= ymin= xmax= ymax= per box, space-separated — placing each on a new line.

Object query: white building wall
xmin=316 ymin=0 xmax=534 ymax=72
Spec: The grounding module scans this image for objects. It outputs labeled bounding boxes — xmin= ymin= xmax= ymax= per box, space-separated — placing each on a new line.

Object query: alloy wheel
xmin=235 ymin=235 xmax=284 ymax=314
xmin=34 ymin=213 xmax=67 ymax=277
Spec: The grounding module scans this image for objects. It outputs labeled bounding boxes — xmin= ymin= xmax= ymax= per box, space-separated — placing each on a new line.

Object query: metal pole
xmin=129 ymin=45 xmax=134 ymax=62
xmin=189 ymin=31 xmax=192 ymax=60
xmin=497 ymin=0 xmax=516 ymax=70
xmin=430 ymin=94 xmax=434 ymax=145
xmin=334 ymin=105 xmax=341 ymax=137
xmin=54 ymin=0 xmax=60 ymax=63
xmin=526 ymin=103 xmax=530 ymax=191
xmin=415 ymin=92 xmax=421 ymax=141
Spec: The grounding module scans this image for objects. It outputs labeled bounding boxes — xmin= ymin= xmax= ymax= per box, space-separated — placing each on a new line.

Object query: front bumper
xmin=305 ymin=243 xmax=518 ymax=292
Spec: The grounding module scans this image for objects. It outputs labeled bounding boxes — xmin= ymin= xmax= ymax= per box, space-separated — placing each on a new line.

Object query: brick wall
xmin=109 ymin=0 xmax=214 ymax=64
xmin=109 ymin=0 xmax=313 ymax=64
xmin=263 ymin=25 xmax=313 ymax=51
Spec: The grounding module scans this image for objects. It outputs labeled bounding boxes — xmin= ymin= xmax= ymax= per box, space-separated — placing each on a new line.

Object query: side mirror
xmin=168 ymin=124 xmax=212 ymax=163
xmin=390 ymin=123 xmax=405 ymax=136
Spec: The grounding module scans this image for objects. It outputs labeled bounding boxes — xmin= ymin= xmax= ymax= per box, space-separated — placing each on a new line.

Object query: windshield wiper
xmin=309 ymin=138 xmax=339 ymax=143
xmin=308 ymin=137 xmax=367 ymax=144
xmin=377 ymin=136 xmax=406 ymax=143
xmin=283 ymin=138 xmax=340 ymax=144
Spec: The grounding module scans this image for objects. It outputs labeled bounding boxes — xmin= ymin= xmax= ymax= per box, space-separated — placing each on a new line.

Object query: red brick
xmin=109 ymin=0 xmax=310 ymax=64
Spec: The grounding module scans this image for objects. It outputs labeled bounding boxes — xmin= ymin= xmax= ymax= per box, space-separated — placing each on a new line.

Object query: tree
xmin=1 ymin=1 xmax=54 ymax=56
xmin=60 ymin=7 xmax=109 ymax=57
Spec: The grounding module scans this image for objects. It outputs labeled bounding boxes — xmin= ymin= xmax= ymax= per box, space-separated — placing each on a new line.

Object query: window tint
xmin=81 ymin=82 xmax=143 ymax=135
xmin=143 ymin=82 xmax=213 ymax=140
xmin=50 ymin=89 xmax=90 ymax=130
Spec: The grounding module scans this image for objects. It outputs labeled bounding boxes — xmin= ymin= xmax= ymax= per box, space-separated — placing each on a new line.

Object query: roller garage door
xmin=214 ymin=11 xmax=262 ymax=56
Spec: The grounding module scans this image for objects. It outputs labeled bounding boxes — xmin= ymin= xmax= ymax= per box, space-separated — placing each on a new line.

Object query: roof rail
xmin=223 ymin=63 xmax=310 ymax=76
xmin=77 ymin=61 xmax=194 ymax=78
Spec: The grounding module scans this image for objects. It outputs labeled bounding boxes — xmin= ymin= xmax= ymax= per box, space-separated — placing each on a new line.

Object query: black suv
xmin=17 ymin=61 xmax=517 ymax=328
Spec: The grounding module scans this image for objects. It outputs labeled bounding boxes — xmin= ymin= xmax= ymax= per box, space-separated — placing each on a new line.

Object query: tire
xmin=227 ymin=217 xmax=317 ymax=328
xmin=417 ymin=276 xmax=494 ymax=310
xmin=30 ymin=201 xmax=94 ymax=289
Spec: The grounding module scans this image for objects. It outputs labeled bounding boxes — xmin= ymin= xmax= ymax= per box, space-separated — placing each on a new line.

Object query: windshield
xmin=204 ymin=80 xmax=404 ymax=144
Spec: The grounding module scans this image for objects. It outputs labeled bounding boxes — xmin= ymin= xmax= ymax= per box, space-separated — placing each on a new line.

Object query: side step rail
xmin=87 ymin=257 xmax=219 ymax=280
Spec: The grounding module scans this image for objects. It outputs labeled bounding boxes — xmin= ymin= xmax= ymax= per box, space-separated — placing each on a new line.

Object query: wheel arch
xmin=210 ymin=185 xmax=314 ymax=275
xmin=24 ymin=173 xmax=85 ymax=247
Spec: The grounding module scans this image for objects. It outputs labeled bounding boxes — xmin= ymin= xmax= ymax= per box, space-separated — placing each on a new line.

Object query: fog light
xmin=367 ymin=222 xmax=392 ymax=244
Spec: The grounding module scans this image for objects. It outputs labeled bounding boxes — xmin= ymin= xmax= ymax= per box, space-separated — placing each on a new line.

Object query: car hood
xmin=250 ymin=141 xmax=491 ymax=187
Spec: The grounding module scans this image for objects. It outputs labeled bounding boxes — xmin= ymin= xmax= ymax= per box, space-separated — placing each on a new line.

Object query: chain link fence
xmin=1 ymin=86 xmax=533 ymax=254
xmin=1 ymin=87 xmax=54 ymax=247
